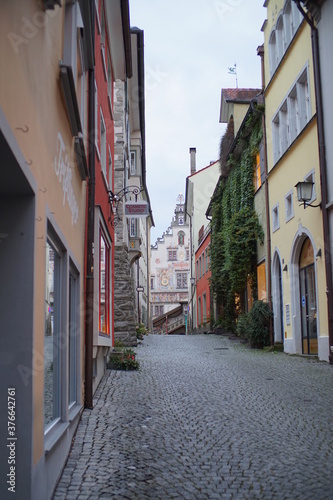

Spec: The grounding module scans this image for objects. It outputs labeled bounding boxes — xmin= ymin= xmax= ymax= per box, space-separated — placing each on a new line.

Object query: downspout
xmin=295 ymin=1 xmax=333 ymax=363
xmin=85 ymin=0 xmax=95 ymax=409
xmin=257 ymin=44 xmax=273 ymax=347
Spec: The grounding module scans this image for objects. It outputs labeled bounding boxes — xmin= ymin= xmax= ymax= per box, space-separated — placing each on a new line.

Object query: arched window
xmin=269 ymin=29 xmax=277 ymax=76
xmin=178 ymin=231 xmax=185 ymax=246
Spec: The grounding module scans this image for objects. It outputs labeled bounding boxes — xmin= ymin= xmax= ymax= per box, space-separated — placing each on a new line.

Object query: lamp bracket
xmin=108 ymin=185 xmax=143 ymax=227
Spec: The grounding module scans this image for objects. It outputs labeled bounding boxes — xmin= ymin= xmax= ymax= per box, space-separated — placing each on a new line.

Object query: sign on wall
xmin=124 ymin=201 xmax=149 ymax=218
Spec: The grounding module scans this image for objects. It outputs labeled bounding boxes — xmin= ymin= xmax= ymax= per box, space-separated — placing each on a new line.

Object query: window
xmin=198 ymin=296 xmax=202 ymax=326
xmin=297 ymin=70 xmax=310 ymax=131
xmin=196 ymin=260 xmax=199 ymax=280
xmin=95 ymin=81 xmax=98 ymax=150
xmin=304 ymin=170 xmax=316 ymax=206
xmin=205 ymin=248 xmax=208 ymax=272
xmin=44 ymin=238 xmax=63 ymax=429
xmin=254 ymin=152 xmax=262 ymax=192
xmin=108 ymin=146 xmax=113 ymax=189
xmin=257 ymin=261 xmax=266 ymax=302
xmin=202 ymin=293 xmax=207 ymax=323
xmin=178 ymin=231 xmax=185 ymax=246
xmin=202 ymin=253 xmax=205 ymax=275
xmin=272 ymin=203 xmax=280 ymax=232
xmin=107 ymin=53 xmax=113 ymax=119
xmin=186 ymin=248 xmax=190 ymax=261
xmin=276 ymin=15 xmax=284 ymax=65
xmin=130 ymin=218 xmax=137 ymax=238
xmin=151 ymin=276 xmax=155 ymax=290
xmin=100 ymin=110 xmax=106 ymax=177
xmin=68 ymin=264 xmax=79 ymax=407
xmin=268 ymin=1 xmax=303 ymax=76
xmin=199 ymin=256 xmax=202 ymax=279
xmin=272 ymin=66 xmax=311 ymax=163
xmin=177 ymin=273 xmax=187 ymax=289
xmin=154 ymin=305 xmax=164 ymax=316
xmin=130 ymin=150 xmax=136 ymax=176
xmin=99 ymin=231 xmax=110 ymax=335
xmin=285 ymin=190 xmax=294 ymax=222
xmin=168 ymin=250 xmax=177 ymax=261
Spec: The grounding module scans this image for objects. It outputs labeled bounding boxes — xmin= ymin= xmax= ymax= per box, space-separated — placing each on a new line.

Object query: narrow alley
xmin=54 ymin=335 xmax=333 ymax=499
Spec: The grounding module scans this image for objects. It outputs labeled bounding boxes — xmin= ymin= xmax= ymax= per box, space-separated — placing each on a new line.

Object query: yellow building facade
xmin=263 ymin=0 xmax=329 ymax=360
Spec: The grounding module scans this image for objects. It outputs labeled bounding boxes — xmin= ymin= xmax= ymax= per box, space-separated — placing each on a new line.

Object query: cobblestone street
xmin=54 ymin=335 xmax=333 ymax=499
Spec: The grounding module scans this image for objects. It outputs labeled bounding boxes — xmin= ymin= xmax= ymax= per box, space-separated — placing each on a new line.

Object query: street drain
xmin=214 ymin=347 xmax=229 ymax=350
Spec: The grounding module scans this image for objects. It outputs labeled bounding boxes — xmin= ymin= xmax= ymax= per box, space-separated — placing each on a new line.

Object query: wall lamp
xmin=295 ymin=181 xmax=322 ymax=209
xmin=190 ymin=277 xmax=196 ymax=286
xmin=107 ymin=185 xmax=144 ymax=226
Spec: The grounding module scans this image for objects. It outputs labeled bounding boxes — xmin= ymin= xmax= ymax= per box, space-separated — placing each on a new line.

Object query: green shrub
xmin=136 ymin=323 xmax=148 ymax=340
xmin=236 ymin=313 xmax=250 ymax=338
xmin=247 ymin=300 xmax=271 ymax=348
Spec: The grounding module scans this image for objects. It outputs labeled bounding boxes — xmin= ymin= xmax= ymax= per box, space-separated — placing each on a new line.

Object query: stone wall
xmin=114 ymin=243 xmax=138 ymax=346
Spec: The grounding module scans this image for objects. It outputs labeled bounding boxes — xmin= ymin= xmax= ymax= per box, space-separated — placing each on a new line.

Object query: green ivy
xmin=210 ymin=109 xmax=263 ymax=332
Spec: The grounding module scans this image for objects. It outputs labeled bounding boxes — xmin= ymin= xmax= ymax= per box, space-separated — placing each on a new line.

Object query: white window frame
xmin=130 ymin=150 xmax=136 ymax=176
xmin=304 ymin=169 xmax=316 ymax=206
xmin=95 ymin=80 xmax=99 ymax=153
xmin=284 ymin=190 xmax=294 ymax=223
xmin=130 ymin=218 xmax=137 ymax=238
xmin=272 ymin=203 xmax=280 ymax=233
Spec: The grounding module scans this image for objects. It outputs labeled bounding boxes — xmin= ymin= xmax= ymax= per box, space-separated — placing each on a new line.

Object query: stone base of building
xmin=114 ymin=243 xmax=137 ymax=346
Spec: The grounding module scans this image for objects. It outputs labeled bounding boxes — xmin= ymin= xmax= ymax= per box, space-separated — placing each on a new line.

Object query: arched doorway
xmin=299 ymin=238 xmax=318 ymax=354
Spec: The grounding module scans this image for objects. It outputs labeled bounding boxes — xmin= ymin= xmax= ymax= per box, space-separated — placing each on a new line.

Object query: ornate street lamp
xmin=295 ymin=181 xmax=322 ymax=209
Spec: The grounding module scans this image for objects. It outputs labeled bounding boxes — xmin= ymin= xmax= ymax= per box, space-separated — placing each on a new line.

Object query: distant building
xmin=185 ymin=149 xmax=220 ymax=332
xmin=150 ymin=195 xmax=190 ymax=323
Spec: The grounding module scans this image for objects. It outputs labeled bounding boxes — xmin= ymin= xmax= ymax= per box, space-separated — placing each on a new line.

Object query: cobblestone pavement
xmin=54 ymin=334 xmax=333 ymax=499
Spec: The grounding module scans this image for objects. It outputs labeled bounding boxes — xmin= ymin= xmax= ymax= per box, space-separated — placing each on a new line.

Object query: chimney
xmin=189 ymin=147 xmax=196 ymax=175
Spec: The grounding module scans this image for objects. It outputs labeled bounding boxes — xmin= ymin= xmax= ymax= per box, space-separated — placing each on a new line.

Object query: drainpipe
xmin=257 ymin=44 xmax=274 ymax=347
xmin=85 ymin=0 xmax=95 ymax=409
xmin=295 ymin=1 xmax=333 ymax=363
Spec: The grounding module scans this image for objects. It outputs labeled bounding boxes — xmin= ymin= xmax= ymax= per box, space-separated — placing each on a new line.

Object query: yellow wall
xmin=0 ymin=2 xmax=86 ymax=463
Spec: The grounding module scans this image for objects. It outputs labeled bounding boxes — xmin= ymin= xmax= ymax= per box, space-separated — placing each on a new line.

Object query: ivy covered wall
xmin=210 ymin=108 xmax=264 ymax=331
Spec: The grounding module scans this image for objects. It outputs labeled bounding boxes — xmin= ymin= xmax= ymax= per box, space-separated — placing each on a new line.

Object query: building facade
xmin=185 ymin=150 xmax=220 ymax=331
xmin=263 ymin=0 xmax=329 ymax=360
xmin=0 ymin=1 xmax=91 ymax=498
xmin=150 ymin=196 xmax=190 ymax=322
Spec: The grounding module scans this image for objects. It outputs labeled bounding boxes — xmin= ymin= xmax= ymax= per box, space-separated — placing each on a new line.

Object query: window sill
xmin=44 ymin=421 xmax=69 ymax=455
xmin=68 ymin=403 xmax=82 ymax=424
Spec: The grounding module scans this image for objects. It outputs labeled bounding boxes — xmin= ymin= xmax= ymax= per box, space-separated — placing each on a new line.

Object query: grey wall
xmin=0 ymin=195 xmax=35 ymax=499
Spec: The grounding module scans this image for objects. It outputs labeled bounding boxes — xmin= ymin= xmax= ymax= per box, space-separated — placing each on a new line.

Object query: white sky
xmin=129 ymin=0 xmax=266 ymax=245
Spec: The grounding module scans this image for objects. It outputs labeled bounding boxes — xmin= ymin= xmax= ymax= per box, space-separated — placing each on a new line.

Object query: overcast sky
xmin=129 ymin=0 xmax=266 ymax=244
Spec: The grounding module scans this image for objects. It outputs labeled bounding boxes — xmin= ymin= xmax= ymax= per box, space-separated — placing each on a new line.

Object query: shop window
xmin=44 ymin=239 xmax=63 ymax=429
xmin=99 ymin=231 xmax=110 ymax=335
xmin=68 ymin=265 xmax=79 ymax=407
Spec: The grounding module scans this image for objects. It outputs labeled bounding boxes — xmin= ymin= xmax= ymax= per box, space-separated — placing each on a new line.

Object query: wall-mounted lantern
xmin=295 ymin=181 xmax=322 ymax=209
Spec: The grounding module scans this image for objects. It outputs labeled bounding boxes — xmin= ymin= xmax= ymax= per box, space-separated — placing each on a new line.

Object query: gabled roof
xmin=219 ymin=88 xmax=261 ymax=123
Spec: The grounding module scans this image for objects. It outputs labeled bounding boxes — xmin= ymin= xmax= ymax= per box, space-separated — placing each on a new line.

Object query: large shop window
xmin=68 ymin=265 xmax=79 ymax=408
xmin=99 ymin=230 xmax=110 ymax=335
xmin=44 ymin=240 xmax=62 ymax=429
